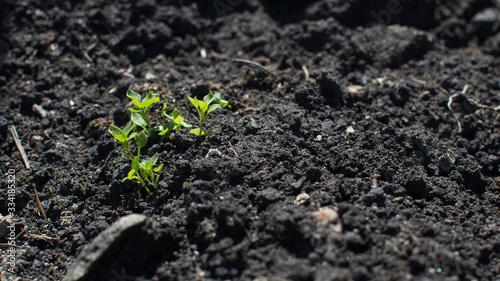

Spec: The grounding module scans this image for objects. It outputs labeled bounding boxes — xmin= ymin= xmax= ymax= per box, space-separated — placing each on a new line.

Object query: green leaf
xmin=131 ymin=112 xmax=147 ymax=129
xmin=154 ymin=164 xmax=164 ymax=173
xmin=158 ymin=123 xmax=175 ymax=136
xmin=204 ymin=92 xmax=215 ymax=105
xmin=136 ymin=132 xmax=148 ymax=150
xmin=131 ymin=100 xmax=144 ymax=109
xmin=190 ymin=128 xmax=203 ymax=136
xmin=198 ymin=100 xmax=208 ymax=113
xmin=143 ymin=96 xmax=160 ymax=108
xmin=219 ymin=98 xmax=230 ymax=108
xmin=204 ymin=130 xmax=211 ymax=138
xmin=145 ymin=161 xmax=153 ymax=171
xmin=181 ymin=121 xmax=193 ymax=128
xmin=143 ymin=91 xmax=159 ymax=102
xmin=148 ymin=126 xmax=161 ymax=134
xmin=139 ymin=168 xmax=148 ymax=182
xmin=188 ymin=96 xmax=198 ymax=109
xmin=128 ymin=108 xmax=142 ymax=113
xmin=109 ymin=124 xmax=124 ymax=139
xmin=127 ymin=89 xmax=143 ymax=106
xmin=131 ymin=156 xmax=140 ymax=172
xmin=144 ymin=91 xmax=153 ymax=100
xmin=212 ymin=92 xmax=222 ymax=101
xmin=172 ymin=108 xmax=180 ymax=119
xmin=173 ymin=114 xmax=184 ymax=124
xmin=123 ymin=122 xmax=135 ymax=136
xmin=150 ymin=152 xmax=159 ymax=165
xmin=207 ymin=104 xmax=221 ymax=114
xmin=115 ymin=134 xmax=127 ymax=143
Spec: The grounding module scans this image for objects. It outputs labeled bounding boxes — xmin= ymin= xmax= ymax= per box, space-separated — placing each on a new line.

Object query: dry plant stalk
xmin=9 ymin=125 xmax=30 ymax=169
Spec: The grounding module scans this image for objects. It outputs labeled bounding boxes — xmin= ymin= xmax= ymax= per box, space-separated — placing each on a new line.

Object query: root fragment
xmin=447 ymin=84 xmax=500 ymax=133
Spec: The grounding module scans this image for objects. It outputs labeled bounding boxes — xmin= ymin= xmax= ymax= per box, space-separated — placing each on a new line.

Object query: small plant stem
xmin=127 ymin=150 xmax=135 ymax=159
xmin=199 ymin=121 xmax=205 ymax=135
xmin=123 ymin=144 xmax=135 ymax=159
xmin=144 ymin=109 xmax=152 ymax=128
xmin=135 ymin=172 xmax=147 ymax=187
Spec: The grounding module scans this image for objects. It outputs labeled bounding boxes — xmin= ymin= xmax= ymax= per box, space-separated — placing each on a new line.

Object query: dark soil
xmin=1 ymin=0 xmax=500 ymax=280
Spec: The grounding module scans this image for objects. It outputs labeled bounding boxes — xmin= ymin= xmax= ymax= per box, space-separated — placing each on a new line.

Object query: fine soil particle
xmin=1 ymin=0 xmax=500 ymax=280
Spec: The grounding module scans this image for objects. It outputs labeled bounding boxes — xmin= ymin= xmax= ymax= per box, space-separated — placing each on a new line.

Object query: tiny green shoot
xmin=108 ymin=122 xmax=137 ymax=159
xmin=80 ymin=182 xmax=89 ymax=196
xmin=122 ymin=152 xmax=164 ymax=193
xmin=110 ymin=88 xmax=168 ymax=193
xmin=127 ymin=88 xmax=160 ymax=131
xmin=187 ymin=92 xmax=230 ymax=137
xmin=159 ymin=103 xmax=192 ymax=137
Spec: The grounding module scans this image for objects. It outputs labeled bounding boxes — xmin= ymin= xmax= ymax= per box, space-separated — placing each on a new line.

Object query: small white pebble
xmin=346 ymin=126 xmax=355 ymax=134
xmin=295 ymin=193 xmax=310 ymax=205
xmin=346 ymin=85 xmax=363 ymax=95
xmin=145 ymin=72 xmax=157 ymax=81
xmin=200 ymin=48 xmax=207 ymax=58
xmin=33 ymin=104 xmax=47 ymax=118
xmin=32 ymin=135 xmax=43 ymax=142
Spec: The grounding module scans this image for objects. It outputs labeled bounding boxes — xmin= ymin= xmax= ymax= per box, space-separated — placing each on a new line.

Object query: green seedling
xmin=187 ymin=92 xmax=230 ymax=137
xmin=109 ymin=122 xmax=137 ymax=159
xmin=127 ymin=88 xmax=160 ymax=131
xmin=80 ymin=182 xmax=89 ymax=196
xmin=159 ymin=103 xmax=192 ymax=138
xmin=109 ymin=88 xmax=169 ymax=193
xmin=122 ymin=152 xmax=164 ymax=193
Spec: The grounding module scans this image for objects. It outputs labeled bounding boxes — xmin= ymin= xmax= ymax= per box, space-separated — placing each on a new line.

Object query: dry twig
xmin=32 ymin=185 xmax=47 ymax=221
xmin=84 ymin=41 xmax=98 ymax=63
xmin=9 ymin=125 xmax=30 ymax=169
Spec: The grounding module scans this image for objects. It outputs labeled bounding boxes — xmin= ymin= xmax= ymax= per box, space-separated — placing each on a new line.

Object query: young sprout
xmin=109 ymin=88 xmax=169 ymax=193
xmin=187 ymin=92 xmax=230 ymax=137
xmin=108 ymin=122 xmax=137 ymax=159
xmin=80 ymin=182 xmax=89 ymax=196
xmin=122 ymin=152 xmax=164 ymax=193
xmin=127 ymin=88 xmax=160 ymax=132
xmin=159 ymin=103 xmax=192 ymax=138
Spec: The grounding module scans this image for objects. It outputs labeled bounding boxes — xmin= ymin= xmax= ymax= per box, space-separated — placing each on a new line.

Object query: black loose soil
xmin=1 ymin=0 xmax=500 ymax=280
